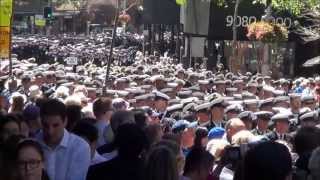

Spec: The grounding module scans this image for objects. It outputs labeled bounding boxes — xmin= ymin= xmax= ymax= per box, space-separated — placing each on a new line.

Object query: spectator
xmin=240 ymin=141 xmax=292 ymax=180
xmin=0 ymin=115 xmax=21 ymax=143
xmin=23 ymin=104 xmax=41 ymax=137
xmin=293 ymin=127 xmax=320 ymax=180
xmin=36 ymin=99 xmax=91 ymax=180
xmin=225 ymin=118 xmax=246 ymax=143
xmin=65 ymin=104 xmax=82 ymax=131
xmin=193 ymin=127 xmax=209 ymax=149
xmin=145 ymin=146 xmax=179 ymax=180
xmin=15 ymin=139 xmax=50 ymax=180
xmin=87 ymin=124 xmax=148 ymax=180
xmin=72 ymin=119 xmax=107 ymax=165
xmin=92 ymin=97 xmax=114 ymax=147
xmin=182 ymin=148 xmax=215 ymax=180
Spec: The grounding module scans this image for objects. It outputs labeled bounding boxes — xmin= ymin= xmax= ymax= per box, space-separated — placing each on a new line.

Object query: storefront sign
xmin=66 ymin=56 xmax=78 ymax=65
xmin=0 ymin=0 xmax=13 ymax=26
xmin=208 ymin=1 xmax=293 ymax=40
xmin=0 ymin=27 xmax=10 ymax=58
xmin=35 ymin=15 xmax=46 ymax=27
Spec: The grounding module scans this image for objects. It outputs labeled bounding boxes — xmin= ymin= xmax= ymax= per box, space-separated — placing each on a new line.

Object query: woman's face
xmin=18 ymin=146 xmax=44 ymax=180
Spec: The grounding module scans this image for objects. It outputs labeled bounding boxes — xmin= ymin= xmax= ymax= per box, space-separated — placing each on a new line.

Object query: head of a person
xmin=290 ymin=96 xmax=301 ymax=110
xmin=256 ymin=114 xmax=271 ymax=131
xmin=114 ymin=123 xmax=148 ymax=159
xmin=21 ymin=75 xmax=31 ymax=89
xmin=92 ymin=97 xmax=113 ymax=121
xmin=40 ymin=99 xmax=67 ymax=147
xmin=242 ymin=141 xmax=292 ymax=180
xmin=194 ymin=127 xmax=209 ymax=149
xmin=225 ymin=118 xmax=246 ymax=143
xmin=154 ymin=96 xmax=169 ymax=113
xmin=231 ymin=130 xmax=255 ymax=146
xmin=210 ymin=104 xmax=225 ymax=121
xmin=153 ymin=140 xmax=185 ymax=175
xmin=206 ymin=139 xmax=229 ymax=162
xmin=196 ymin=109 xmax=209 ymax=123
xmin=72 ymin=120 xmax=98 ymax=159
xmin=172 ymin=120 xmax=196 ymax=149
xmin=184 ymin=148 xmax=215 ymax=180
xmin=302 ymin=97 xmax=316 ymax=111
xmin=293 ymin=126 xmax=320 ymax=156
xmin=145 ymin=146 xmax=179 ymax=180
xmin=0 ymin=115 xmax=21 ymax=143
xmin=274 ymin=119 xmax=290 ymax=134
xmin=10 ymin=93 xmax=26 ymax=113
xmin=110 ymin=110 xmax=135 ymax=135
xmin=65 ymin=105 xmax=82 ymax=131
xmin=15 ymin=140 xmax=45 ymax=180
xmin=133 ymin=109 xmax=151 ymax=129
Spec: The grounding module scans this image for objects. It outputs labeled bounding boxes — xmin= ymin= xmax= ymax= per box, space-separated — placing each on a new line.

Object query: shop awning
xmin=303 ymin=56 xmax=320 ymax=67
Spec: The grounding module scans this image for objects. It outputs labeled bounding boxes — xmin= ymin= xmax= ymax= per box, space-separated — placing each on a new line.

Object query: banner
xmin=0 ymin=0 xmax=13 ymax=26
xmin=0 ymin=27 xmax=10 ymax=58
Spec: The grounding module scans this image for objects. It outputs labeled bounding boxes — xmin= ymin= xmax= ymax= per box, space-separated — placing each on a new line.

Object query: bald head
xmin=225 ymin=118 xmax=246 ymax=143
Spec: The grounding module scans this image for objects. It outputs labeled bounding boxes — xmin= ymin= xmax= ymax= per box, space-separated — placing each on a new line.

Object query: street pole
xmin=9 ymin=0 xmax=15 ymax=78
xmin=231 ymin=0 xmax=240 ymax=72
xmin=102 ymin=0 xmax=120 ymax=95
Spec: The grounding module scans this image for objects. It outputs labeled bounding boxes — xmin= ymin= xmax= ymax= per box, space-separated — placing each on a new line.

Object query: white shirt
xmin=101 ymin=149 xmax=118 ymax=162
xmin=36 ymin=129 xmax=91 ymax=180
xmin=91 ymin=151 xmax=106 ymax=166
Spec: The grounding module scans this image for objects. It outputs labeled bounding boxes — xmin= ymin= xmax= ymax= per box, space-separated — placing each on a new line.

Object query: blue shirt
xmin=36 ymin=129 xmax=91 ymax=180
xmin=95 ymin=121 xmax=113 ymax=148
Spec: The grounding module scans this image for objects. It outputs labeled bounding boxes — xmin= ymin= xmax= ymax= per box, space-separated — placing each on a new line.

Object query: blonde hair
xmin=231 ymin=130 xmax=255 ymax=146
xmin=206 ymin=139 xmax=229 ymax=161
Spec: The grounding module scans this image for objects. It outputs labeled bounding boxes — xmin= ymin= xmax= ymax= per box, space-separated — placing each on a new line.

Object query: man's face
xmin=257 ymin=118 xmax=269 ymax=131
xmin=197 ymin=111 xmax=209 ymax=123
xmin=263 ymin=91 xmax=273 ymax=99
xmin=154 ymin=99 xmax=168 ymax=112
xmin=22 ymin=79 xmax=31 ymax=89
xmin=290 ymin=98 xmax=301 ymax=110
xmin=275 ymin=120 xmax=289 ymax=134
xmin=248 ymin=86 xmax=257 ymax=94
xmin=42 ymin=115 xmax=66 ymax=147
xmin=211 ymin=106 xmax=224 ymax=120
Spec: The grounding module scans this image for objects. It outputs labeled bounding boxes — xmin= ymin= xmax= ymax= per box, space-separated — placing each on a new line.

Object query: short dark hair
xmin=114 ymin=123 xmax=148 ymax=158
xmin=110 ymin=110 xmax=135 ymax=134
xmin=15 ymin=139 xmax=44 ymax=161
xmin=72 ymin=120 xmax=98 ymax=143
xmin=184 ymin=148 xmax=214 ymax=175
xmin=40 ymin=99 xmax=67 ymax=121
xmin=243 ymin=141 xmax=292 ymax=180
xmin=93 ymin=97 xmax=112 ymax=118
xmin=294 ymin=127 xmax=320 ymax=156
xmin=66 ymin=105 xmax=82 ymax=131
xmin=132 ymin=109 xmax=148 ymax=130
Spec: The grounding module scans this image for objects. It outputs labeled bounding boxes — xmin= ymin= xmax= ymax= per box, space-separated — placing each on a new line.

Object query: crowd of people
xmin=0 ymin=34 xmax=320 ymax=180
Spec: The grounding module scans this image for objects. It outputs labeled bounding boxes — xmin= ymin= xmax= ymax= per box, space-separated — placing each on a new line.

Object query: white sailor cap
xmin=195 ymin=102 xmax=212 ymax=112
xmin=153 ymin=90 xmax=170 ymax=101
xmin=225 ymin=104 xmax=243 ymax=113
xmin=271 ymin=112 xmax=292 ymax=122
xmin=300 ymin=111 xmax=318 ymax=122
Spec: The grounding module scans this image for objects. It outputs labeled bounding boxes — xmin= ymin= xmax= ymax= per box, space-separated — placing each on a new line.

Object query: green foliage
xmin=210 ymin=0 xmax=320 ymax=15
